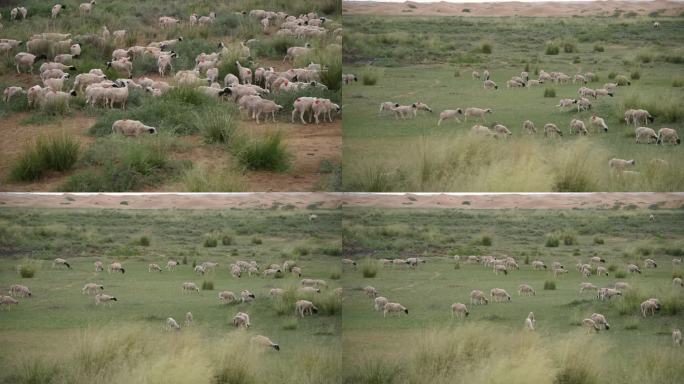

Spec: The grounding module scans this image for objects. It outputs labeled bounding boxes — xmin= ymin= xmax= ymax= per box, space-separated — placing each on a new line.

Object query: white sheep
xmin=166 ymin=260 xmax=178 ymax=271
xmin=640 ymin=298 xmax=661 ymax=317
xmin=79 ymin=1 xmax=96 ymax=15
xmin=464 ymin=107 xmax=492 ymax=122
xmin=544 ymin=123 xmax=563 ymax=138
xmin=3 ymin=86 xmax=24 ymax=102
xmin=524 ymin=312 xmax=536 ymax=331
xmin=53 ymin=258 xmax=71 ymax=269
xmin=166 ymin=317 xmax=180 ymax=331
xmin=556 ymin=98 xmax=577 ymax=109
xmin=298 ymin=286 xmax=320 ymax=295
xmin=106 ymin=59 xmax=132 ymax=78
xmin=363 ymin=286 xmax=378 ymax=298
xmin=70 ymin=44 xmax=81 ymax=57
xmin=518 ymin=284 xmax=536 ymax=296
xmin=437 ymin=109 xmax=463 ymax=126
xmin=182 ymin=282 xmax=200 ymax=294
xmin=295 ymin=300 xmax=319 ymax=317
xmin=627 ymin=264 xmax=642 ymax=274
xmin=609 ymin=158 xmax=635 ymax=173
xmin=218 ymin=291 xmax=236 ymax=304
xmin=0 ymin=296 xmax=20 ymax=311
xmin=657 ymin=128 xmax=680 ymax=145
xmin=493 ymin=264 xmax=508 ymax=275
xmin=576 ymin=97 xmax=591 ymax=112
xmin=51 ymin=4 xmax=65 ymax=19
xmin=570 ymin=119 xmax=588 ymax=135
xmin=148 ymin=263 xmax=163 ymax=273
xmin=673 ymin=277 xmax=683 ymax=287
xmin=590 ymin=313 xmax=610 ymax=330
xmin=522 ymin=120 xmax=536 ymax=134
xmin=635 ymin=127 xmax=658 ymax=144
xmin=631 ymin=109 xmax=654 ymax=126
xmin=483 ymin=80 xmax=498 ymax=90
xmin=157 ymin=52 xmax=176 ymax=77
xmin=374 ymin=296 xmax=389 ymax=311
xmin=493 ymin=124 xmax=512 ymax=138
xmin=241 ymin=290 xmax=255 ymax=303
xmin=673 ymin=329 xmax=682 ymax=346
xmin=383 ymin=302 xmax=408 ymax=317
xmin=9 ymin=284 xmax=32 ymax=298
xmin=553 ymin=268 xmax=568 ymax=278
xmin=490 ymin=288 xmax=511 ymax=302
xmin=270 ymin=288 xmax=285 ymax=298
xmin=82 ymin=283 xmax=105 ymax=295
xmin=451 ymin=303 xmax=469 ymax=319
xmin=95 ymin=293 xmax=117 ymax=306
xmin=251 ymin=335 xmax=280 ymax=351
xmin=254 ymin=99 xmax=284 ymax=124
xmin=470 ymin=290 xmax=488 ymax=305
xmin=582 ymin=318 xmax=600 ymax=333
xmin=233 ymin=312 xmax=251 ymax=328
xmin=579 ymin=282 xmax=598 ymax=293
xmin=235 ymin=61 xmax=252 ymax=84
xmin=108 ymin=262 xmax=125 ymax=274
xmin=15 ymin=52 xmax=46 ymax=73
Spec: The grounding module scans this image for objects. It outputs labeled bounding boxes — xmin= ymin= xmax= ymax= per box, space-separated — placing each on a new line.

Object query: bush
xmin=362 ymin=72 xmax=378 ymax=85
xmin=201 ymin=281 xmax=214 ymax=291
xmin=608 ymin=71 xmax=617 ymax=79
xmin=182 ymin=255 xmax=188 ymax=265
xmin=236 ymin=131 xmax=291 ymax=172
xmin=546 ymin=44 xmax=560 ymax=55
xmin=9 ymin=135 xmax=80 ymax=182
xmin=181 ymin=164 xmax=245 ymax=192
xmin=361 ymin=259 xmax=378 ymax=278
xmin=621 ymin=92 xmax=683 ymax=123
xmin=138 ymin=236 xmax=150 ymax=246
xmin=630 ymin=70 xmax=641 ymax=80
xmin=593 ymin=44 xmax=605 ymax=52
xmin=543 ymin=88 xmax=556 ymax=98
xmin=329 ymin=268 xmax=342 ymax=280
xmin=572 ymin=56 xmax=581 ymax=64
xmin=480 ymin=235 xmax=493 ymax=246
xmin=637 ymin=53 xmax=652 ymax=63
xmin=544 ymin=280 xmax=556 ymax=290
xmin=197 ymin=108 xmax=238 ymax=144
xmin=563 ymin=41 xmax=577 ymax=53
xmin=593 ymin=236 xmax=605 ymax=245
xmin=673 ymin=79 xmax=684 ymax=87
xmin=204 ymin=237 xmax=218 ymax=247
xmin=546 ymin=236 xmax=560 ymax=247
xmin=221 ymin=235 xmax=233 ymax=245
xmin=562 ymin=232 xmax=577 ymax=246
xmin=615 ymin=270 xmax=627 ymax=278
xmin=19 ymin=264 xmax=36 ymax=278
xmin=607 ymin=264 xmax=617 ymax=272
xmin=480 ymin=43 xmax=492 ymax=54
xmin=282 ymin=318 xmax=298 ymax=330
xmin=251 ymin=237 xmax=262 ymax=245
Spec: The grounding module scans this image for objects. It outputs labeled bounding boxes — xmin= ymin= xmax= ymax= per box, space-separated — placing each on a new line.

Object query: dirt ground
xmin=343 ymin=0 xmax=684 ymax=17
xmin=0 ymin=192 xmax=681 ymax=210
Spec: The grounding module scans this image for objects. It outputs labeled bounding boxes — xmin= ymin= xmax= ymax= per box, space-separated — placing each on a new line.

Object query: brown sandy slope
xmin=343 ymin=0 xmax=684 ymax=17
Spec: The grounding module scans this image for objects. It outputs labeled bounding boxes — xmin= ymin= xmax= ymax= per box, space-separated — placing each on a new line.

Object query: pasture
xmin=341 ymin=207 xmax=684 ymax=384
xmin=342 ymin=15 xmax=684 ymax=191
xmin=0 ymin=206 xmax=342 ymax=384
xmin=0 ymin=0 xmax=342 ymax=192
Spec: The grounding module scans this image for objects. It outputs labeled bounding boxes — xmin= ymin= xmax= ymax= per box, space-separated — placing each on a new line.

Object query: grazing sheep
xmin=53 ymin=258 xmax=71 ymax=269
xmin=95 ymin=293 xmax=117 ymax=306
xmin=506 ymin=79 xmax=525 ymax=88
xmin=148 ymin=263 xmax=162 ymax=273
xmin=598 ymin=288 xmax=622 ymax=301
xmin=3 ymin=86 xmax=24 ymax=102
xmin=292 ymin=97 xmax=317 ymax=124
xmin=182 ymin=282 xmax=200 ymax=294
xmin=582 ymin=318 xmax=600 ymax=333
xmin=518 ymin=284 xmax=536 ymax=296
xmin=263 ymin=268 xmax=281 ymax=278
xmin=644 ymin=259 xmax=657 ymax=268
xmin=579 ymin=282 xmax=598 ymax=293
xmin=108 ymin=262 xmax=125 ymax=274
xmin=0 ymin=296 xmax=19 ymax=311
xmin=342 ymin=258 xmax=357 ymax=268
xmin=673 ymin=329 xmax=682 ymax=346
xmin=596 ymin=266 xmax=608 ymax=276
xmin=391 ymin=104 xmax=417 ymax=120
xmin=492 ymin=123 xmax=512 ymax=138
xmin=106 ymin=59 xmax=132 ymax=78
xmin=9 ymin=284 xmax=32 ymax=298
xmin=577 ymin=97 xmax=591 ymax=112
xmin=363 ymin=286 xmax=379 ymax=298
xmin=437 ymin=109 xmax=464 ymax=126
xmin=532 ymin=260 xmax=547 ymax=270
xmin=635 ymin=127 xmax=658 ymax=144
xmin=544 ymin=123 xmax=563 ymax=138
xmin=219 ymin=291 xmax=237 ymax=304
xmin=374 ymin=296 xmax=389 ymax=311
xmin=524 ymin=312 xmax=536 ymax=331
xmin=15 ymin=52 xmax=46 ymax=73
xmin=673 ymin=277 xmax=683 ymax=287
xmin=657 ymin=128 xmax=680 ymax=145
xmin=241 ymin=290 xmax=255 ymax=303
xmin=157 ymin=52 xmax=176 ymax=77
xmin=522 ymin=120 xmax=536 ymax=134
xmin=451 ymin=303 xmax=469 ymax=319
xmin=295 ymin=300 xmax=319 ymax=317
xmin=166 ymin=317 xmax=180 ymax=331
xmin=383 ymin=302 xmax=408 ymax=317
xmin=251 ymin=335 xmax=280 ymax=351
xmin=298 ymin=287 xmax=320 ymax=295
xmin=595 ymin=88 xmax=613 ymax=97
xmin=233 ymin=312 xmax=251 ymax=328
xmin=51 ymin=4 xmax=65 ymax=19
xmin=93 ymin=261 xmax=104 ymax=272
xmin=609 ymin=158 xmax=635 ymax=173
xmin=194 ymin=265 xmax=206 ymax=276
xmin=490 ymin=288 xmax=511 ymax=302
xmin=639 ymin=299 xmax=660 ymax=317
xmin=553 ymin=268 xmax=568 ymax=278
xmin=653 ymin=21 xmax=661 ymax=29
xmin=270 ymin=288 xmax=285 ymax=298
xmin=673 ymin=259 xmax=682 ymax=267
xmin=570 ymin=119 xmax=588 ymax=135
xmin=631 ymin=109 xmax=654 ymax=126
xmin=556 ymin=98 xmax=577 ymax=109
xmin=627 ymin=264 xmax=642 ymax=274
xmin=483 ymin=80 xmax=498 ymax=90
xmin=472 ymin=70 xmax=480 ymax=79
xmin=590 ymin=313 xmax=610 ymax=330
xmin=342 ymin=74 xmax=358 ymax=84
xmin=590 ymin=113 xmax=608 ymax=132
xmin=82 ymin=283 xmax=104 ymax=295
xmin=378 ymin=102 xmax=397 ymax=116
xmin=112 ymin=120 xmax=156 ymax=137
xmin=483 ymin=70 xmax=490 ymax=80
xmin=471 ymin=290 xmax=488 ymax=305
xmin=493 ymin=264 xmax=508 ymax=275
xmin=166 ymin=260 xmax=178 ymax=271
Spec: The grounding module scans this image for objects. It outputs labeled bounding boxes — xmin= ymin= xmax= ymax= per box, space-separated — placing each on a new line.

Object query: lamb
xmin=640 ymin=299 xmax=661 ymax=317
xmin=157 ymin=52 xmax=176 ymax=77
xmin=232 ymin=312 xmax=251 ymax=328
xmin=51 ymin=4 xmax=65 ymax=19
xmin=522 ymin=120 xmax=536 ymax=134
xmin=451 ymin=303 xmax=469 ymax=319
xmin=9 ymin=284 xmax=31 ymax=298
xmin=570 ymin=119 xmax=588 ymax=135
xmin=464 ymin=107 xmax=492 ymax=122
xmin=490 ymin=288 xmax=511 ymax=302
xmin=374 ymin=296 xmax=389 ymax=311
xmin=218 ymin=291 xmax=236 ymax=304
xmin=631 ymin=109 xmax=654 ymax=126
xmin=590 ymin=313 xmax=610 ymax=330
xmin=95 ymin=293 xmax=117 ymax=306
xmin=383 ymin=302 xmax=408 ymax=317
xmin=609 ymin=158 xmax=635 ymax=172
xmin=70 ymin=44 xmax=81 ymax=57
xmin=518 ymin=284 xmax=536 ymax=296
xmin=595 ymin=88 xmax=613 ymax=97
xmin=82 ymin=283 xmax=104 ymax=295
xmin=524 ymin=312 xmax=536 ymax=331
xmin=483 ymin=69 xmax=490 ymax=80
xmin=295 ymin=300 xmax=319 ymax=317
xmin=79 ymin=1 xmax=96 ymax=15
xmin=635 ymin=127 xmax=658 ymax=144
xmin=674 ymin=329 xmax=682 ymax=346
xmin=241 ymin=290 xmax=256 ymax=303
xmin=673 ymin=277 xmax=683 ymax=287
xmin=391 ymin=104 xmax=417 ymax=120
xmin=579 ymin=282 xmax=598 ymax=293
xmin=582 ymin=318 xmax=600 ymax=333
xmin=251 ymin=335 xmax=280 ymax=351
xmin=107 ymin=59 xmax=132 ymax=78
xmin=544 ymin=123 xmax=563 ymax=138
xmin=53 ymin=258 xmax=71 ymax=269
xmin=483 ymin=80 xmax=498 ymax=90
xmin=657 ymin=128 xmax=680 ymax=145
xmin=363 ymin=286 xmax=378 ymax=298
xmin=437 ymin=109 xmax=463 ymax=126
xmin=182 ymin=282 xmax=200 ymax=294
xmin=470 ymin=290 xmax=488 ymax=305
xmin=311 ymin=98 xmax=340 ymax=124
xmin=15 ymin=52 xmax=46 ymax=73
xmin=591 ymin=113 xmax=608 ymax=132
xmin=0 ymin=296 xmax=19 ymax=311
xmin=3 ymin=86 xmax=24 ymax=102
xmin=556 ymin=98 xmax=577 ymax=109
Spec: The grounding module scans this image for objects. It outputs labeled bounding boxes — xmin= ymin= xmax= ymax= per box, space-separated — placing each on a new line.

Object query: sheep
xmin=518 ymin=284 xmax=536 ymax=296
xmin=570 ymin=119 xmax=588 ymax=135
xmin=576 ymin=97 xmax=591 ymax=112
xmin=164 ymin=317 xmax=181 ymax=331
xmin=383 ymin=302 xmax=408 ymax=317
xmin=521 ymin=120 xmax=536 ymax=135
xmin=374 ymin=296 xmax=389 ymax=311
xmin=295 ymin=300 xmax=319 ymax=317
xmin=251 ymin=335 xmax=280 ymax=351
xmin=437 ymin=109 xmax=463 ymax=126
xmin=241 ymin=290 xmax=255 ymax=303
xmin=609 ymin=158 xmax=636 ymax=173
xmin=95 ymin=293 xmax=117 ymax=306
xmin=483 ymin=69 xmax=490 ymax=80
xmin=232 ymin=312 xmax=250 ymax=328
xmin=596 ymin=266 xmax=608 ymax=276
xmin=254 ymin=99 xmax=284 ymax=124
xmin=506 ymin=79 xmax=525 ymax=88
xmin=613 ymin=282 xmax=630 ymax=290
xmin=574 ymin=74 xmax=587 ymax=84
xmin=631 ymin=109 xmax=654 ymax=126
xmin=451 ymin=303 xmax=469 ymax=319
xmin=524 ymin=312 xmax=536 ymax=331
xmin=166 ymin=260 xmax=178 ymax=271
xmin=3 ymin=86 xmax=24 ymax=102
xmin=51 ymin=4 xmax=65 ymax=19
xmin=73 ymin=73 xmax=106 ymax=92
xmin=107 ymin=262 xmax=125 ymax=274
xmin=653 ymin=21 xmax=661 ymax=29
xmin=113 ymin=30 xmax=126 ymax=43
xmin=493 ymin=264 xmax=508 ymax=275
xmin=390 ymin=104 xmax=417 ymax=120
xmin=531 ymin=260 xmax=547 ymax=270
xmin=493 ymin=124 xmax=512 ymax=138
xmin=470 ymin=289 xmax=489 ymax=305
xmin=198 ymin=12 xmax=216 ymax=26
xmin=644 ymin=259 xmax=657 ymax=268
xmin=615 ymin=75 xmax=631 ymax=86
xmin=673 ymin=277 xmax=683 ymax=287
xmin=556 ymin=98 xmax=577 ymax=109
xmin=604 ymin=83 xmax=618 ymax=92
xmin=147 ymin=263 xmax=163 ymax=273
xmin=464 ymin=107 xmax=492 ymax=122
xmin=235 ymin=61 xmax=252 ymax=84
xmin=15 ymin=52 xmax=46 ymax=73
xmin=0 ymin=296 xmax=19 ymax=311
xmin=626 ymin=264 xmax=642 ymax=274
xmin=657 ymin=128 xmax=680 ymax=145
xmin=673 ymin=329 xmax=682 ymax=346
xmin=79 ymin=1 xmax=96 ymax=15
xmin=43 ymin=74 xmax=70 ymax=92
xmin=579 ymin=282 xmax=598 ymax=293
xmin=595 ymin=88 xmax=613 ymax=97
xmin=483 ymin=80 xmax=498 ymax=90
xmin=298 ymin=287 xmax=320 ymax=295
xmin=342 ymin=74 xmax=358 ymax=84
xmin=107 ymin=59 xmax=132 ymax=78
xmin=263 ymin=268 xmax=281 ymax=278
xmin=578 ymin=87 xmax=596 ymax=99
xmin=582 ymin=318 xmax=600 ymax=333
xmin=53 ymin=258 xmax=71 ymax=269
xmin=544 ymin=123 xmax=563 ymax=138
xmin=82 ymin=283 xmax=104 ymax=295
xmin=490 ymin=288 xmax=511 ymax=302
xmin=363 ymin=286 xmax=378 ymax=298
xmin=70 ymin=44 xmax=81 ymax=57
xmin=270 ymin=288 xmax=285 ymax=298
xmin=342 ymin=258 xmax=357 ymax=268
xmin=157 ymin=52 xmax=176 ymax=77
xmin=553 ymin=268 xmax=569 ymax=278
xmin=526 ymin=79 xmax=542 ymax=87
xmin=310 ymin=98 xmax=340 ymax=124
xmin=472 ymin=70 xmax=480 ymax=79
xmin=159 ymin=37 xmax=183 ymax=50
xmin=159 ymin=16 xmax=180 ymax=28
xmin=217 ymin=291 xmax=237 ymax=304
xmin=9 ymin=284 xmax=32 ymax=298
xmin=673 ymin=259 xmax=682 ymax=267
xmin=640 ymin=299 xmax=661 ymax=317
xmin=182 ymin=282 xmax=200 ymax=294
xmin=589 ymin=313 xmax=610 ymax=330
xmin=634 ymin=126 xmax=658 ymax=144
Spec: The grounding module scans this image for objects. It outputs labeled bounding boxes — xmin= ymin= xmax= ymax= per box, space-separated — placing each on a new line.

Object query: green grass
xmin=0 ymin=206 xmax=341 ymax=384
xmin=361 ymin=259 xmax=378 ymax=278
xmin=236 ymin=131 xmax=291 ymax=172
xmin=9 ymin=134 xmax=80 ymax=182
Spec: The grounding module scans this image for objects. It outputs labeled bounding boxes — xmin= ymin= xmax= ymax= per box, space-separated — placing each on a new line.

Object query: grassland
xmin=341 ymin=207 xmax=684 ymax=384
xmin=342 ymin=15 xmax=684 ymax=191
xmin=0 ymin=206 xmax=342 ymax=384
xmin=0 ymin=0 xmax=341 ymax=192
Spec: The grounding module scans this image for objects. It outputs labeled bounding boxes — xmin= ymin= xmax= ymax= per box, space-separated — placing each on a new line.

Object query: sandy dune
xmin=344 ymin=1 xmax=684 ymax=17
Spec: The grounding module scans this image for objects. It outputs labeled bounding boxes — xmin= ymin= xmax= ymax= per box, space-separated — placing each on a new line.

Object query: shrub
xmin=182 ymin=255 xmax=188 ymax=265
xmin=481 ymin=235 xmax=493 ymax=246
xmin=546 ymin=236 xmax=560 ymax=247
xmin=201 ymin=281 xmax=214 ymax=291
xmin=236 ymin=131 xmax=291 ymax=172
xmin=608 ymin=71 xmax=617 ymax=79
xmin=524 ymin=255 xmax=530 ymax=265
xmin=294 ymin=246 xmax=309 ymax=256
xmin=544 ymin=280 xmax=556 ymax=290
xmin=543 ymin=88 xmax=556 ymax=98
xmin=615 ymin=270 xmax=627 ymax=278
xmin=572 ymin=56 xmax=581 ymax=64
xmin=329 ymin=268 xmax=341 ymax=280
xmin=181 ymin=164 xmax=245 ymax=192
xmin=197 ymin=108 xmax=238 ymax=144
xmin=481 ymin=43 xmax=492 ymax=54
xmin=462 ymin=8 xmax=471 ymax=12
xmin=282 ymin=318 xmax=298 ymax=330
xmin=673 ymin=79 xmax=684 ymax=87
xmin=221 ymin=235 xmax=233 ymax=245
xmin=19 ymin=264 xmax=36 ymax=278
xmin=593 ymin=44 xmax=605 ymax=52
xmin=251 ymin=237 xmax=262 ymax=245
xmin=630 ymin=70 xmax=641 ymax=80
xmin=546 ymin=44 xmax=560 ymax=55
xmin=607 ymin=264 xmax=617 ymax=272
xmin=138 ymin=236 xmax=150 ymax=246
xmin=204 ymin=237 xmax=218 ymax=247
xmin=562 ymin=232 xmax=577 ymax=246
xmin=563 ymin=41 xmax=577 ymax=53
xmin=9 ymin=134 xmax=80 ymax=182
xmin=637 ymin=53 xmax=652 ymax=63
xmin=361 ymin=259 xmax=378 ymax=278
xmin=362 ymin=72 xmax=378 ymax=85
xmin=593 ymin=236 xmax=605 ymax=245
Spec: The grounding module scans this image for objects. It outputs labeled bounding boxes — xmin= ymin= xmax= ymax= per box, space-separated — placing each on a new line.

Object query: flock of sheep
xmin=341 ymin=240 xmax=683 ymax=346
xmin=3 ymin=250 xmax=344 ymax=352
xmin=1 ymin=4 xmax=342 ymax=137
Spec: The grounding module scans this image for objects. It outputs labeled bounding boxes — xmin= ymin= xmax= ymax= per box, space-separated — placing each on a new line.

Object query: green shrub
xmin=481 ymin=235 xmax=493 ymax=246
xmin=673 ymin=79 xmax=684 ymax=87
xmin=236 ymin=131 xmax=291 ymax=172
xmin=221 ymin=235 xmax=233 ymax=246
xmin=329 ymin=268 xmax=342 ymax=280
xmin=607 ymin=264 xmax=617 ymax=272
xmin=544 ymin=280 xmax=556 ymax=290
xmin=563 ymin=41 xmax=577 ymax=53
xmin=19 ymin=264 xmax=36 ymax=278
xmin=615 ymin=270 xmax=627 ymax=278
xmin=562 ymin=232 xmax=577 ymax=246
xmin=546 ymin=236 xmax=560 ymax=247
xmin=138 ymin=236 xmax=150 ymax=246
xmin=204 ymin=237 xmax=218 ymax=247
xmin=9 ymin=135 xmax=80 ymax=182
xmin=572 ymin=56 xmax=581 ymax=64
xmin=362 ymin=72 xmax=378 ymax=85
xmin=251 ymin=237 xmax=262 ymax=245
xmin=201 ymin=281 xmax=214 ymax=291
xmin=361 ymin=259 xmax=378 ymax=278
xmin=282 ymin=318 xmax=298 ymax=330
xmin=543 ymin=88 xmax=556 ymax=98
xmin=198 ymin=108 xmax=238 ymax=144
xmin=593 ymin=237 xmax=605 ymax=245
xmin=481 ymin=43 xmax=492 ymax=54
xmin=593 ymin=44 xmax=605 ymax=52
xmin=630 ymin=70 xmax=641 ymax=80
xmin=182 ymin=255 xmax=188 ymax=265
xmin=546 ymin=44 xmax=560 ymax=55
xmin=608 ymin=71 xmax=617 ymax=79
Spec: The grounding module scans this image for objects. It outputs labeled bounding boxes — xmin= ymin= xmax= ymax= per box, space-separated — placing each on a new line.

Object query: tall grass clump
xmin=201 ymin=281 xmax=214 ymax=291
xmin=19 ymin=264 xmax=36 ymax=278
xmin=197 ymin=108 xmax=238 ymax=144
xmin=673 ymin=79 xmax=684 ymax=87
xmin=546 ymin=44 xmax=560 ymax=55
xmin=181 ymin=164 xmax=245 ymax=192
xmin=236 ymin=131 xmax=291 ymax=172
xmin=544 ymin=88 xmax=556 ymax=98
xmin=203 ymin=236 xmax=218 ymax=248
xmin=9 ymin=134 xmax=80 ymax=182
xmin=480 ymin=42 xmax=492 ymax=54
xmin=329 ymin=267 xmax=342 ymax=280
xmin=546 ymin=236 xmax=560 ymax=248
xmin=621 ymin=92 xmax=683 ymax=123
xmin=630 ymin=69 xmax=641 ymax=80
xmin=593 ymin=44 xmax=604 ymax=52
xmin=362 ymin=71 xmax=379 ymax=86
xmin=544 ymin=280 xmax=557 ymax=290
xmin=361 ymin=258 xmax=378 ymax=278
